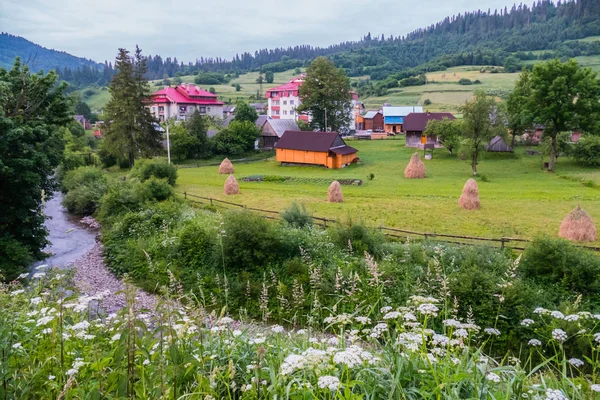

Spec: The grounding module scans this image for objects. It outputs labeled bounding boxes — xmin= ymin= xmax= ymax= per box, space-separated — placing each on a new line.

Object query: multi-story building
xmin=148 ymin=83 xmax=224 ymax=122
xmin=265 ymin=76 xmax=359 ymax=130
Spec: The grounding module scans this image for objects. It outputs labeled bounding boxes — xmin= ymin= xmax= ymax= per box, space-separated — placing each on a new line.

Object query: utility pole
xmin=166 ymin=124 xmax=171 ymax=164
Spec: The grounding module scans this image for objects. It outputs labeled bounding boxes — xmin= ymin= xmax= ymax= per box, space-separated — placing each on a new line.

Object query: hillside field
xmin=175 ymin=138 xmax=600 ymax=243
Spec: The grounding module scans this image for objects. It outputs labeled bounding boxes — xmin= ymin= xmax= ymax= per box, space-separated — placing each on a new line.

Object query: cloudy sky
xmin=2 ymin=0 xmax=516 ymax=63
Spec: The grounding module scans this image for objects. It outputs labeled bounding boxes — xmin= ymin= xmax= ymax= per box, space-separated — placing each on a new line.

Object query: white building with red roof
xmin=148 ymin=83 xmax=224 ymax=122
xmin=265 ymin=75 xmax=359 ymax=130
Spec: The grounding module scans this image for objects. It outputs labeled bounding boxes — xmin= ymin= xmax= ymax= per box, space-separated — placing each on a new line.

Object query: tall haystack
xmin=404 ymin=153 xmax=426 ymax=179
xmin=559 ymin=206 xmax=596 ymax=242
xmin=224 ymin=175 xmax=240 ymax=195
xmin=328 ymin=181 xmax=343 ymax=203
xmin=219 ymin=158 xmax=234 ymax=174
xmin=458 ymin=178 xmax=480 ymax=210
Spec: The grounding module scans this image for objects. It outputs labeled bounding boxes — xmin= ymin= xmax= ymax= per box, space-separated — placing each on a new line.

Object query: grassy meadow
xmin=176 ymin=138 xmax=600 ymax=242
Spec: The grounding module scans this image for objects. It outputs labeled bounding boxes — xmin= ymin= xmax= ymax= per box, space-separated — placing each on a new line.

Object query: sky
xmin=2 ymin=0 xmax=519 ymax=63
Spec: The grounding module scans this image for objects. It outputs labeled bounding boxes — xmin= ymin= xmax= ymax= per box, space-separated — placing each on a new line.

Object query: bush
xmin=97 ymin=180 xmax=154 ymax=224
xmin=63 ymin=181 xmax=107 ymax=215
xmin=458 ymin=78 xmax=473 ymax=85
xmin=62 ymin=166 xmax=106 ymax=192
xmin=98 ymin=146 xmax=117 ymax=168
xmin=521 ymin=236 xmax=600 ymax=300
xmin=281 ymin=203 xmax=313 ymax=229
xmin=143 ymin=177 xmax=174 ymax=201
xmin=131 ymin=160 xmax=178 ymax=186
xmin=0 ymin=236 xmax=33 ymax=281
xmin=423 ymin=99 xmax=432 ymax=106
xmin=570 ymin=135 xmax=600 ymax=166
xmin=330 ymin=219 xmax=385 ymax=259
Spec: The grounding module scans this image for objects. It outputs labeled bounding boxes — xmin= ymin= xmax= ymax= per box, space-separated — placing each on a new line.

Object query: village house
xmin=147 ymin=83 xmax=224 ymax=122
xmin=403 ymin=112 xmax=455 ymax=148
xmin=486 ymin=135 xmax=513 ymax=152
xmin=259 ymin=118 xmax=299 ymax=150
xmin=250 ymin=103 xmax=268 ymax=114
xmin=74 ymin=115 xmax=91 ymax=130
xmin=223 ymin=105 xmax=236 ymax=117
xmin=275 ymin=131 xmax=358 ymax=169
xmin=265 ymin=76 xmax=359 ymax=130
xmin=382 ymin=106 xmax=423 ymax=134
xmin=356 ymin=111 xmax=384 ymax=132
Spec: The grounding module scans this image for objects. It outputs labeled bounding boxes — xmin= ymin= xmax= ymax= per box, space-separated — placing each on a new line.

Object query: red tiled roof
xmin=403 ymin=112 xmax=455 ymax=132
xmin=265 ymin=81 xmax=302 ymax=97
xmin=150 ymin=84 xmax=224 ymax=105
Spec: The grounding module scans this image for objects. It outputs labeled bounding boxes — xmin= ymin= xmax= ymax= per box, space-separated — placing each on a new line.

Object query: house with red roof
xmin=265 ymin=75 xmax=359 ymax=130
xmin=403 ymin=112 xmax=455 ymax=148
xmin=147 ymin=83 xmax=224 ymax=122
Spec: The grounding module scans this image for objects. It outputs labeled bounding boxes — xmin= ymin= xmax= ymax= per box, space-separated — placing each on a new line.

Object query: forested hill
xmin=0 ymin=33 xmax=101 ymax=73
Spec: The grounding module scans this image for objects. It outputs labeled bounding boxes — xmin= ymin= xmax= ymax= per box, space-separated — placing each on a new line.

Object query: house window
xmin=290 ymin=110 xmax=294 ymax=115
xmin=199 ymin=107 xmax=206 ymax=113
xmin=283 ymin=100 xmax=287 ymax=105
xmin=179 ymin=106 xmax=187 ymax=113
xmin=273 ymin=100 xmax=279 ymax=106
xmin=158 ymin=106 xmax=164 ymax=112
xmin=207 ymin=107 xmax=211 ymax=112
xmin=283 ymin=110 xmax=287 ymax=115
xmin=275 ymin=110 xmax=280 ymax=115
xmin=159 ymin=115 xmax=164 ymax=122
xmin=290 ymin=100 xmax=294 ymax=105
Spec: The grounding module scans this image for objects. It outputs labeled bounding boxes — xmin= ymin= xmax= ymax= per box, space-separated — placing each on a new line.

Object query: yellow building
xmin=275 ymin=131 xmax=359 ymax=169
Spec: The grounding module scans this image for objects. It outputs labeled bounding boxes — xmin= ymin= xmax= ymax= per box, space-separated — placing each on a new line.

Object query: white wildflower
xmin=143 ymin=359 xmax=150 ymax=366
xmin=36 ymin=316 xmax=54 ymax=327
xmin=233 ymin=330 xmax=242 ymax=337
xmin=454 ymin=329 xmax=468 ymax=338
xmin=443 ymin=318 xmax=461 ymax=327
xmin=520 ymin=319 xmax=534 ymax=327
xmin=484 ymin=328 xmax=501 ymax=336
xmin=48 ymin=375 xmax=55 ymax=380
xmin=30 ymin=297 xmax=42 ymax=305
xmin=10 ymin=289 xmax=25 ymax=297
xmin=70 ymin=321 xmax=91 ymax=331
xmin=568 ymin=358 xmax=584 ymax=367
xmin=528 ymin=339 xmax=542 ymax=347
xmin=111 ymin=333 xmax=121 ymax=342
xmin=417 ymin=303 xmax=439 ymax=316
xmin=403 ymin=312 xmax=417 ymax=321
xmin=327 ymin=337 xmax=339 ymax=346
xmin=296 ymin=329 xmax=307 ymax=335
xmin=544 ymin=388 xmax=568 ymax=400
xmin=32 ymin=272 xmax=46 ymax=279
xmin=564 ymin=314 xmax=579 ymax=322
xmin=380 ymin=306 xmax=392 ymax=313
xmin=17 ymin=273 xmax=29 ymax=280
xmin=218 ymin=317 xmax=233 ymax=325
xmin=486 ymin=372 xmax=501 ymax=383
xmin=271 ymin=325 xmax=284 ymax=333
xmin=280 ymin=354 xmax=306 ymax=375
xmin=355 ymin=316 xmax=370 ymax=324
xmin=383 ymin=311 xmax=401 ymax=320
xmin=317 ymin=375 xmax=340 ymax=391
xmin=11 ymin=343 xmax=21 ymax=349
xmin=552 ymin=329 xmax=567 ymax=342
xmin=550 ymin=311 xmax=565 ymax=320
xmin=533 ymin=307 xmax=549 ymax=315
xmin=591 ymin=384 xmax=600 ymax=392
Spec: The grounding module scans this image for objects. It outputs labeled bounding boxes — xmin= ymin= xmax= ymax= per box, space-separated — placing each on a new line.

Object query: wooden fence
xmin=180 ymin=192 xmax=600 ymax=252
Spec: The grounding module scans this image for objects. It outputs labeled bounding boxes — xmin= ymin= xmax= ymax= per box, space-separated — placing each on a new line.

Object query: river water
xmin=30 ymin=192 xmax=97 ymax=270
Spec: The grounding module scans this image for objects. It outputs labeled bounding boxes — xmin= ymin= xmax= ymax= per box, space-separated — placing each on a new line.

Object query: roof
xmin=222 ymin=115 xmax=234 ymax=127
xmin=275 ymin=131 xmax=358 ymax=154
xmin=264 ymin=119 xmax=300 ymax=138
xmin=363 ymin=111 xmax=380 ymax=119
xmin=74 ymin=115 xmax=87 ymax=123
xmin=382 ymin=106 xmax=423 ymax=117
xmin=150 ymin=84 xmax=224 ymax=105
xmin=223 ymin=105 xmax=236 ymax=112
xmin=265 ymin=81 xmax=302 ymax=97
xmin=486 ymin=135 xmax=513 ymax=152
xmin=255 ymin=115 xmax=268 ymax=128
xmin=250 ymin=103 xmax=266 ymax=109
xmin=403 ymin=112 xmax=455 ymax=132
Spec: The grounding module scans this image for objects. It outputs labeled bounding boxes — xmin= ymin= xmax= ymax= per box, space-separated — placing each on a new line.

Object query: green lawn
xmin=175 ymin=139 xmax=600 ymax=243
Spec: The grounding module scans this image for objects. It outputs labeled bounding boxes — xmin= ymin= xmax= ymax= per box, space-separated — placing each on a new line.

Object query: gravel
xmin=72 ymin=244 xmax=158 ymax=314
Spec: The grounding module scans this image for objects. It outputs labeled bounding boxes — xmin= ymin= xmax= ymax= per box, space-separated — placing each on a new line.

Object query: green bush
xmin=131 ymin=160 xmax=178 ymax=186
xmin=0 ymin=236 xmax=33 ymax=281
xmin=570 ymin=135 xmax=600 ymax=166
xmin=423 ymin=99 xmax=432 ymax=106
xmin=98 ymin=146 xmax=117 ymax=168
xmin=458 ymin=78 xmax=473 ymax=85
xmin=62 ymin=181 xmax=107 ymax=215
xmin=281 ymin=203 xmax=313 ymax=229
xmin=97 ymin=180 xmax=154 ymax=224
xmin=62 ymin=166 xmax=106 ymax=192
xmin=330 ymin=219 xmax=385 ymax=258
xmin=143 ymin=177 xmax=174 ymax=201
xmin=521 ymin=236 xmax=600 ymax=300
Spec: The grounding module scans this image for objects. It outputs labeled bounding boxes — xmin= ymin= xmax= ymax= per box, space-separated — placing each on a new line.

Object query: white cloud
xmin=1 ymin=0 xmax=516 ymax=63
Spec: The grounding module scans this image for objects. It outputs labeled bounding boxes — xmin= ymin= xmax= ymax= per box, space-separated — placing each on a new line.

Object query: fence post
xmin=210 ymin=198 xmax=213 ymax=206
xmin=500 ymin=237 xmax=506 ymax=249
xmin=184 ymin=192 xmax=187 ymax=200
xmin=324 ymin=218 xmax=328 ymax=228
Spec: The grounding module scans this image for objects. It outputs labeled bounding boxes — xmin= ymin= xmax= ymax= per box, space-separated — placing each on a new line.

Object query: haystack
xmin=458 ymin=178 xmax=480 ymax=210
xmin=404 ymin=153 xmax=426 ymax=179
xmin=559 ymin=205 xmax=596 ymax=242
xmin=328 ymin=181 xmax=343 ymax=203
xmin=219 ymin=158 xmax=234 ymax=174
xmin=224 ymin=175 xmax=240 ymax=195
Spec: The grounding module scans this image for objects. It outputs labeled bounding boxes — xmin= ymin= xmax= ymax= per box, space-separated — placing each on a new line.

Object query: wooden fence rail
xmin=180 ymin=192 xmax=600 ymax=252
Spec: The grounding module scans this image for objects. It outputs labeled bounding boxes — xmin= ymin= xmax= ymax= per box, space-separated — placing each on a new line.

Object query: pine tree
xmin=103 ymin=47 xmax=161 ymax=167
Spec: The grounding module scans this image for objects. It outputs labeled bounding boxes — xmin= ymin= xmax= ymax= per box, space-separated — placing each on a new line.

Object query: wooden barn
xmin=356 ymin=111 xmax=384 ymax=131
xmin=260 ymin=119 xmax=299 ymax=149
xmin=403 ymin=112 xmax=455 ymax=148
xmin=486 ymin=136 xmax=513 ymax=152
xmin=275 ymin=131 xmax=358 ymax=169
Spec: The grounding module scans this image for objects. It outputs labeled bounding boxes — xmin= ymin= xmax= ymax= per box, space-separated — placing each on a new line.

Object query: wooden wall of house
xmin=331 ymin=153 xmax=357 ymax=168
xmin=276 ymin=149 xmax=357 ymax=168
xmin=405 ymin=132 xmax=441 ymax=148
xmin=261 ymin=136 xmax=278 ymax=149
xmin=372 ymin=114 xmax=384 ymax=131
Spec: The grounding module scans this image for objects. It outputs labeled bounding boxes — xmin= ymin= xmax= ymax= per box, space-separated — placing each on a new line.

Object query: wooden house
xmin=486 ymin=135 xmax=513 ymax=152
xmin=275 ymin=131 xmax=358 ymax=168
xmin=382 ymin=106 xmax=423 ymax=134
xmin=260 ymin=119 xmax=299 ymax=149
xmin=356 ymin=111 xmax=384 ymax=132
xmin=403 ymin=112 xmax=455 ymax=148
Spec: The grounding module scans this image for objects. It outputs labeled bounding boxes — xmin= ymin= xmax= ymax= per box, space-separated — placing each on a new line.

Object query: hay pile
xmin=458 ymin=178 xmax=480 ymax=210
xmin=223 ymin=175 xmax=240 ymax=195
xmin=559 ymin=205 xmax=596 ymax=242
xmin=219 ymin=158 xmax=234 ymax=174
xmin=328 ymin=181 xmax=343 ymax=203
xmin=404 ymin=153 xmax=426 ymax=179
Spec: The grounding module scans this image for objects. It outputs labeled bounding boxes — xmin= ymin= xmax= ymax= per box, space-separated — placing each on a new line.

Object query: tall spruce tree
xmin=297 ymin=57 xmax=352 ymax=132
xmin=103 ymin=47 xmax=161 ymax=167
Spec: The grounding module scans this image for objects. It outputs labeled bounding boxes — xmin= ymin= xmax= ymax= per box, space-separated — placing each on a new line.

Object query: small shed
xmin=403 ymin=112 xmax=455 ymax=148
xmin=357 ymin=111 xmax=384 ymax=132
xmin=275 ymin=131 xmax=358 ymax=168
xmin=486 ymin=136 xmax=513 ymax=152
xmin=260 ymin=119 xmax=299 ymax=149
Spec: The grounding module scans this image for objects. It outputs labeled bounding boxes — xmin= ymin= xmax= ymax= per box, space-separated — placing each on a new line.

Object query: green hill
xmin=0 ymin=32 xmax=101 ymax=72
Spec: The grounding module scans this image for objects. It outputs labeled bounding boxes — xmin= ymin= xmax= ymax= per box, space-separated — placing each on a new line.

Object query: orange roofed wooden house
xmin=275 ymin=131 xmax=359 ymax=169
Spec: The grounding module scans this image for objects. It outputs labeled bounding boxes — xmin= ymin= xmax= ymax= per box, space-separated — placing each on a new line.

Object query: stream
xmin=30 ymin=192 xmax=97 ymax=271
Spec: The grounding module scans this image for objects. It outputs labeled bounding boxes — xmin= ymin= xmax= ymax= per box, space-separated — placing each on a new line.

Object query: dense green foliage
xmin=0 ymin=58 xmax=71 ymax=281
xmin=131 ymin=159 xmax=178 ymax=186
xmin=234 ymin=101 xmax=259 ymax=124
xmin=514 ymin=58 xmax=600 ymax=171
xmin=297 ymin=57 xmax=352 ymax=132
xmin=571 ymin=135 xmax=600 ymax=166
xmin=61 ymin=167 xmax=108 ymax=215
xmin=211 ymin=120 xmax=261 ymax=156
xmin=424 ymin=118 xmax=463 ymax=155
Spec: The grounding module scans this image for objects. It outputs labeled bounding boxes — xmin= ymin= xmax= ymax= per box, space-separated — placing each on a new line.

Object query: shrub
xmin=62 ymin=166 xmax=106 ymax=192
xmin=62 ymin=181 xmax=107 ymax=215
xmin=0 ymin=236 xmax=32 ymax=281
xmin=131 ymin=160 xmax=178 ymax=186
xmin=570 ymin=135 xmax=600 ymax=166
xmin=458 ymin=78 xmax=473 ymax=85
xmin=330 ymin=219 xmax=385 ymax=259
xmin=423 ymin=99 xmax=432 ymax=105
xmin=97 ymin=180 xmax=154 ymax=224
xmin=143 ymin=177 xmax=174 ymax=201
xmin=521 ymin=236 xmax=600 ymax=300
xmin=281 ymin=203 xmax=313 ymax=229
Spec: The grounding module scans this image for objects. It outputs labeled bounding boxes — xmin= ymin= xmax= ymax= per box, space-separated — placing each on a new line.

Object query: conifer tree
xmin=103 ymin=47 xmax=161 ymax=167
